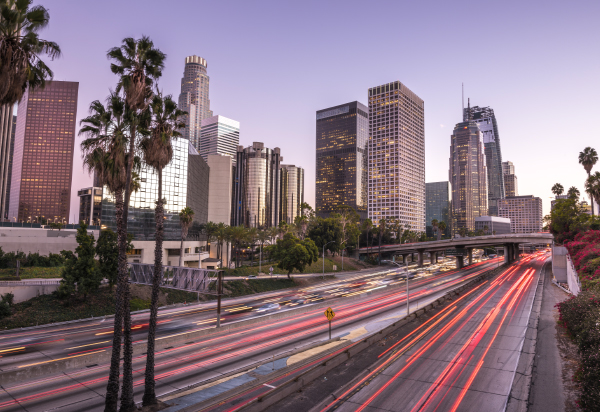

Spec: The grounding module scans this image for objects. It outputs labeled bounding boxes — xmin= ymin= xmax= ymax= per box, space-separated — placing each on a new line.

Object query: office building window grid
xmin=8 ymin=81 xmax=78 ymax=223
xmin=498 ymin=195 xmax=542 ymax=234
xmin=368 ymin=81 xmax=425 ymax=232
xmin=199 ymin=115 xmax=240 ymax=162
xmin=426 ymin=181 xmax=452 ymax=237
xmin=280 ymin=165 xmax=304 ymax=224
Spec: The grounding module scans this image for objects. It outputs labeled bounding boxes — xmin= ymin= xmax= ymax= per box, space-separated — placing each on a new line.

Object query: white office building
xmin=199 ymin=115 xmax=240 ymax=163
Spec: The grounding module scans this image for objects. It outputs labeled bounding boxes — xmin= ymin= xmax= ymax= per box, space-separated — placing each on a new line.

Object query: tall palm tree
xmin=362 ymin=218 xmax=373 ymax=257
xmin=567 ymin=186 xmax=580 ymax=201
xmin=377 ymin=218 xmax=386 ymax=265
xmin=203 ymin=221 xmax=218 ymax=258
xmin=579 ymin=147 xmax=598 ymax=215
xmin=585 ymin=172 xmax=600 ymax=213
xmin=79 ymin=93 xmax=134 ymax=412
xmin=229 ymin=226 xmax=248 ymax=268
xmin=0 ymin=0 xmax=61 ymax=105
xmin=431 ymin=219 xmax=439 ymax=240
xmin=178 ymin=207 xmax=194 ymax=266
xmin=107 ymin=37 xmax=165 ymax=412
xmin=215 ymin=223 xmax=228 ymax=267
xmin=139 ymin=93 xmax=185 ymax=407
xmin=438 ymin=221 xmax=447 ymax=239
xmin=551 ymin=183 xmax=564 ymax=197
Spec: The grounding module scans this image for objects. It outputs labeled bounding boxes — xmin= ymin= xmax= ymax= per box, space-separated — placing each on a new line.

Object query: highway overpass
xmin=358 ymin=233 xmax=553 ymax=268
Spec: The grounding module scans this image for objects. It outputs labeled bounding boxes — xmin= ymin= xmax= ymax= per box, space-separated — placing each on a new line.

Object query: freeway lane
xmin=316 ymin=252 xmax=548 ymax=412
xmin=0 ymin=260 xmax=454 ymax=371
xmin=0 ymin=260 xmax=501 ymax=412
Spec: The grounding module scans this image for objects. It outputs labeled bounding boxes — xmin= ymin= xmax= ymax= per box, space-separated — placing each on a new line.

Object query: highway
xmin=308 ymin=251 xmax=548 ymax=412
xmin=0 ymin=259 xmax=501 ymax=411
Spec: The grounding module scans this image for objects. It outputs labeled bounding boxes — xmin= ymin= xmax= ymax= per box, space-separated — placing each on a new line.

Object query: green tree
xmin=551 ymin=183 xmax=564 ymax=197
xmin=214 ymin=223 xmax=228 ymax=267
xmin=229 ymin=226 xmax=248 ymax=268
xmin=579 ymin=147 xmax=598 ymax=216
xmin=307 ymin=217 xmax=341 ymax=256
xmin=95 ymin=229 xmax=134 ymax=291
xmin=546 ymin=197 xmax=593 ymax=244
xmin=362 ymin=218 xmax=373 ymax=254
xmin=567 ymin=186 xmax=580 ymax=201
xmin=178 ymin=208 xmax=194 ymax=267
xmin=203 ymin=222 xmax=218 ymax=258
xmin=585 ymin=172 xmax=600 ymax=215
xmin=0 ymin=0 xmax=61 ymax=106
xmin=431 ymin=219 xmax=439 ymax=241
xmin=58 ymin=222 xmax=99 ymax=300
xmin=438 ymin=221 xmax=447 ymax=238
xmin=271 ymin=233 xmax=318 ymax=278
xmin=108 ymin=37 xmax=165 ymax=411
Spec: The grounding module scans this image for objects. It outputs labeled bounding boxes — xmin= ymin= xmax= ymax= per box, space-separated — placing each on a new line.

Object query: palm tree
xmin=107 ymin=37 xmax=165 ymax=412
xmin=139 ymin=93 xmax=185 ymax=407
xmin=551 ymin=183 xmax=564 ymax=197
xmin=362 ymin=218 xmax=373 ymax=257
xmin=178 ymin=208 xmax=194 ymax=267
xmin=377 ymin=218 xmax=386 ymax=265
xmin=229 ymin=226 xmax=248 ymax=268
xmin=79 ymin=93 xmax=134 ymax=412
xmin=431 ymin=219 xmax=439 ymax=241
xmin=585 ymin=172 xmax=600 ymax=213
xmin=567 ymin=186 xmax=580 ymax=201
xmin=256 ymin=228 xmax=270 ymax=272
xmin=214 ymin=223 xmax=228 ymax=267
xmin=0 ymin=0 xmax=61 ymax=106
xmin=579 ymin=147 xmax=598 ymax=215
xmin=203 ymin=221 xmax=218 ymax=258
xmin=438 ymin=221 xmax=447 ymax=239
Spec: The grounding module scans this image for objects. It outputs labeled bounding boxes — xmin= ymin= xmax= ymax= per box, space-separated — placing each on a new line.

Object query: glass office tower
xmin=101 ymin=139 xmax=209 ymax=240
xmin=426 ymin=181 xmax=452 ymax=237
xmin=280 ymin=164 xmax=304 ymax=224
xmin=316 ymin=101 xmax=368 ymax=219
xmin=464 ymin=106 xmax=505 ymax=216
xmin=232 ymin=142 xmax=281 ymax=228
xmin=502 ymin=161 xmax=518 ymax=197
xmin=449 ymin=105 xmax=488 ymax=232
xmin=78 ymin=187 xmax=102 ymax=226
xmin=368 ymin=81 xmax=425 ymax=232
xmin=8 ymin=81 xmax=78 ymax=223
xmin=178 ymin=55 xmax=213 ymax=151
xmin=199 ymin=115 xmax=240 ymax=163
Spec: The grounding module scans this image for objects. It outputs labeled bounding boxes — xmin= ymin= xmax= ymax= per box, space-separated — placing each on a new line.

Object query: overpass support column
xmin=467 ymin=248 xmax=473 ymax=266
xmin=432 ymin=251 xmax=437 ymax=264
xmin=513 ymin=244 xmax=520 ymax=261
xmin=417 ymin=250 xmax=424 ymax=268
xmin=504 ymin=244 xmax=512 ymax=264
xmin=402 ymin=254 xmax=407 ymax=265
xmin=456 ymin=256 xmax=464 ymax=269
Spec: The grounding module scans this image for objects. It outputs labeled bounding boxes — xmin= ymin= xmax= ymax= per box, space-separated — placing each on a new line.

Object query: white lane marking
xmin=263 ymin=383 xmax=276 ymax=389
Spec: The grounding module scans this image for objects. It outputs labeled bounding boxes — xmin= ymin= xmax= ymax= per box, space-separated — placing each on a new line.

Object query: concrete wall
xmin=0 ymin=281 xmax=60 ymax=303
xmin=207 ymin=154 xmax=232 ymax=225
xmin=129 ymin=239 xmax=209 ymax=267
xmin=0 ymin=227 xmax=99 ymax=255
xmin=552 ymin=245 xmax=567 ymax=282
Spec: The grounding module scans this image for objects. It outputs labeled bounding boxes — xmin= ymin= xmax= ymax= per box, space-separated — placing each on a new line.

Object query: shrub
xmin=1 ymin=292 xmax=14 ymax=307
xmin=0 ymin=301 xmax=10 ymax=319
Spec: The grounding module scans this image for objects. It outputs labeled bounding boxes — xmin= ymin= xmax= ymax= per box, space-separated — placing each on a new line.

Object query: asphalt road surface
xmin=0 ymin=259 xmax=501 ymax=411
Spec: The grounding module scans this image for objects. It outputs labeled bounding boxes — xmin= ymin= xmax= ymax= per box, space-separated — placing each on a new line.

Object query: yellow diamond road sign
xmin=325 ymin=307 xmax=335 ymax=322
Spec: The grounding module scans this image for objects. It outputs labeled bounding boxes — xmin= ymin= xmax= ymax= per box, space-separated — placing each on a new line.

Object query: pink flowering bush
xmin=565 ymin=230 xmax=600 ymax=283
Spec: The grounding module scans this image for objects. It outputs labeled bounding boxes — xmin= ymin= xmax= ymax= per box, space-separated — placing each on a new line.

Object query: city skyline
xmin=30 ymin=0 xmax=599 ymax=222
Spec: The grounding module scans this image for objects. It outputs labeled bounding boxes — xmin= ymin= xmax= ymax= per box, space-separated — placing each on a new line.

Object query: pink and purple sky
xmin=34 ymin=0 xmax=599 ymax=223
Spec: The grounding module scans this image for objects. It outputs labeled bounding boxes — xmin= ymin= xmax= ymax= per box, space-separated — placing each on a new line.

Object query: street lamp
xmin=382 ymin=259 xmax=410 ymax=316
xmin=323 ymin=240 xmax=336 ymax=279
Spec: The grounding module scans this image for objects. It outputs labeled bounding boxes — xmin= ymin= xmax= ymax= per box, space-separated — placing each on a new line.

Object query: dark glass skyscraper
xmin=449 ymin=107 xmax=488 ymax=232
xmin=464 ymin=106 xmax=505 ymax=216
xmin=9 ymin=81 xmax=78 ymax=223
xmin=426 ymin=181 xmax=451 ymax=237
xmin=316 ymin=101 xmax=368 ymax=220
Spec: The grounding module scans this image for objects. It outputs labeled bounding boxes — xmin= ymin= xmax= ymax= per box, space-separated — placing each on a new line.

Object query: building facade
xmin=178 ymin=55 xmax=213 ymax=151
xmin=8 ymin=81 xmax=78 ymax=223
xmin=100 ymin=139 xmax=209 ymax=242
xmin=426 ymin=181 xmax=452 ymax=238
xmin=232 ymin=142 xmax=281 ymax=228
xmin=0 ymin=105 xmax=14 ymax=221
xmin=502 ymin=161 xmax=518 ymax=197
xmin=315 ymin=101 xmax=368 ymax=219
xmin=199 ymin=115 xmax=240 ymax=163
xmin=368 ymin=81 xmax=425 ymax=232
xmin=207 ymin=154 xmax=234 ymax=225
xmin=464 ymin=106 xmax=505 ymax=216
xmin=498 ymin=195 xmax=543 ymax=233
xmin=77 ymin=187 xmax=102 ymax=226
xmin=449 ymin=106 xmax=488 ymax=232
xmin=474 ymin=216 xmax=511 ymax=235
xmin=280 ymin=164 xmax=304 ymax=224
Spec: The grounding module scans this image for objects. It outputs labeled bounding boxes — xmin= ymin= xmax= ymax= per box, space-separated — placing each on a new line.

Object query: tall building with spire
xmin=178 ymin=55 xmax=213 ymax=151
xmin=449 ymin=100 xmax=488 ymax=232
xmin=464 ymin=105 xmax=505 ymax=216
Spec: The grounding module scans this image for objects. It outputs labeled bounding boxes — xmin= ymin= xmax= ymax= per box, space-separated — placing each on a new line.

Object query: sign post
xmin=269 ymin=266 xmax=273 ymax=278
xmin=325 ymin=307 xmax=335 ymax=339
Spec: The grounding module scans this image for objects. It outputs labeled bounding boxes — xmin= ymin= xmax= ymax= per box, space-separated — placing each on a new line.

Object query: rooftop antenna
xmin=467 ymin=98 xmax=471 ymax=121
xmin=462 ymin=83 xmax=465 ymax=121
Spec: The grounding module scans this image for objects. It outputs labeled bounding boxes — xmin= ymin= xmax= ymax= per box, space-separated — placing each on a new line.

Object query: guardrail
xmin=129 ymin=263 xmax=219 ymax=293
xmin=566 ymin=253 xmax=582 ymax=296
xmin=0 ymin=280 xmax=61 ymax=286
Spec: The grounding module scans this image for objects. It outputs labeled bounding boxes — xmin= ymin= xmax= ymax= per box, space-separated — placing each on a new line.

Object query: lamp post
xmin=323 ymin=240 xmax=335 ymax=279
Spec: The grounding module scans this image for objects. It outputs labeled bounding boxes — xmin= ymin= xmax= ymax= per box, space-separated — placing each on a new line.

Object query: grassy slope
xmin=0 ymin=266 xmax=63 ymax=280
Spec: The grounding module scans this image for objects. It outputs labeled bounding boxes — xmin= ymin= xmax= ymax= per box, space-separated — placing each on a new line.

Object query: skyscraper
xmin=280 ymin=164 xmax=304 ymax=224
xmin=8 ymin=81 xmax=78 ymax=223
xmin=178 ymin=55 xmax=213 ymax=151
xmin=464 ymin=106 xmax=505 ymax=216
xmin=199 ymin=115 xmax=240 ymax=163
xmin=315 ymin=101 xmax=368 ymax=219
xmin=426 ymin=181 xmax=452 ymax=238
xmin=449 ymin=103 xmax=488 ymax=232
xmin=368 ymin=81 xmax=425 ymax=232
xmin=77 ymin=187 xmax=102 ymax=226
xmin=503 ymin=161 xmax=518 ymax=197
xmin=0 ymin=106 xmax=14 ymax=221
xmin=498 ymin=195 xmax=542 ymax=233
xmin=232 ymin=142 xmax=281 ymax=228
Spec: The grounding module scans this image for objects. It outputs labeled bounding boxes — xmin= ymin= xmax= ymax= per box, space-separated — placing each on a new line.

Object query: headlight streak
xmin=0 ymin=261 xmax=502 ymax=410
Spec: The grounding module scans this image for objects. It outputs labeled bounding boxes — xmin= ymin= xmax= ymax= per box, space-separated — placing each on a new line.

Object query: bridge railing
xmin=129 ymin=263 xmax=220 ymax=293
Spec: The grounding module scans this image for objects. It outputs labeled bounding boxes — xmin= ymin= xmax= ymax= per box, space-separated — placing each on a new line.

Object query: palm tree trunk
xmin=590 ymin=172 xmax=595 ymax=217
xmin=142 ymin=169 xmax=164 ymax=406
xmin=178 ymin=236 xmax=184 ymax=267
xmin=119 ymin=122 xmax=137 ymax=412
xmin=104 ymin=189 xmax=124 ymax=412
